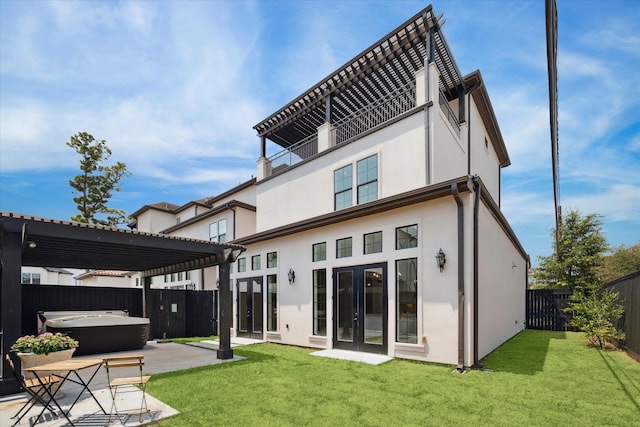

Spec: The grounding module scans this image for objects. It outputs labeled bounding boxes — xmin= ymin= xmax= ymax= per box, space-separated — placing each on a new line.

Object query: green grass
xmin=169 ymin=336 xmax=217 ymax=345
xmin=149 ymin=331 xmax=639 ymax=426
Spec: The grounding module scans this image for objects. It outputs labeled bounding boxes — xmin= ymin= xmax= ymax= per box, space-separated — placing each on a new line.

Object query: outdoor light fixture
xmin=27 ymin=241 xmax=37 ymax=249
xmin=288 ymin=268 xmax=296 ymax=284
xmin=435 ymin=248 xmax=446 ymax=272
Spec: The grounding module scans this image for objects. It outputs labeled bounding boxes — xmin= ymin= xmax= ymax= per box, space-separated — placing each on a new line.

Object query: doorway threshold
xmin=310 ymin=349 xmax=392 ymax=365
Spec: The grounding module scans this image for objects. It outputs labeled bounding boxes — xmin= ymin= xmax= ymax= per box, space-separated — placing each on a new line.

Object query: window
xmin=396 ymin=224 xmax=418 ymax=249
xmin=313 ymin=269 xmax=327 ymax=336
xmin=209 ymin=219 xmax=227 ymax=243
xmin=364 ymin=231 xmax=383 ymax=254
xmin=396 ymin=258 xmax=417 ymax=344
xmin=238 ymin=258 xmax=246 ymax=273
xmin=334 ymin=164 xmax=353 ymax=210
xmin=21 ymin=273 xmax=40 ymax=284
xmin=171 ymin=273 xmax=176 ymax=282
xmin=312 ymin=242 xmax=327 ymax=262
xmin=267 ymin=275 xmax=278 ymax=332
xmin=336 ymin=237 xmax=352 ymax=258
xmin=357 ymin=154 xmax=378 ymax=204
xmin=164 ymin=274 xmax=169 ymax=283
xmin=252 ymin=255 xmax=261 ymax=270
xmin=267 ymin=252 xmax=278 ymax=268
xmin=178 ymin=272 xmax=184 ymax=281
xmin=186 ymin=271 xmax=191 ymax=280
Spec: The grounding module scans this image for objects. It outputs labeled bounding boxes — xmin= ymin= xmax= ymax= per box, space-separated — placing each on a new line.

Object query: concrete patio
xmin=1 ymin=338 xmax=258 ymax=426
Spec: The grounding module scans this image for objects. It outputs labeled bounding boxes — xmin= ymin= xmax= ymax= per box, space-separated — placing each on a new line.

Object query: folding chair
xmin=5 ymin=353 xmax=62 ymax=426
xmin=103 ymin=356 xmax=151 ymax=423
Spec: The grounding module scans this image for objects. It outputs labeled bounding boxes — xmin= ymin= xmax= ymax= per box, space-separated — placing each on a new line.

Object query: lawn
xmin=149 ymin=330 xmax=639 ymax=426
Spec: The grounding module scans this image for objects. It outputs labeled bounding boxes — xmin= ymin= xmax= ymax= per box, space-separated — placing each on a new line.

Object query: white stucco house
xmin=20 ymin=267 xmax=74 ymax=286
xmin=131 ymin=5 xmax=528 ymax=368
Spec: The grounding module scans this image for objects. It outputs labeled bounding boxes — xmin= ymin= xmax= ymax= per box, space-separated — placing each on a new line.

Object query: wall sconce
xmin=435 ymin=248 xmax=446 ymax=272
xmin=27 ymin=241 xmax=37 ymax=249
xmin=288 ymin=268 xmax=296 ymax=284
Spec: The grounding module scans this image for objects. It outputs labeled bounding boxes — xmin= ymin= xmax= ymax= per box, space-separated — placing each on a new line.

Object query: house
xmin=20 ymin=267 xmax=74 ymax=286
xmin=74 ymin=270 xmax=140 ymax=288
xmin=132 ymin=5 xmax=528 ymax=368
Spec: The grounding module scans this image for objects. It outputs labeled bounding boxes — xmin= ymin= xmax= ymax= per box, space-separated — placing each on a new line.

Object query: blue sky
xmin=1 ymin=0 xmax=639 ymax=266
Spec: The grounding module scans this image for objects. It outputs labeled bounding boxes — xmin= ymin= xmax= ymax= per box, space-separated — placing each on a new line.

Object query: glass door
xmin=237 ymin=277 xmax=263 ymax=339
xmin=333 ymin=263 xmax=387 ymax=354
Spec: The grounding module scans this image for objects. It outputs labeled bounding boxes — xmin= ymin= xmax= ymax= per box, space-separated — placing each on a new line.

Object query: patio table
xmin=24 ymin=358 xmax=107 ymax=426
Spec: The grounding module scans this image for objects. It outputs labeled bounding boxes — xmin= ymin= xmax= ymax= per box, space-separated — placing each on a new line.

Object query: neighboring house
xmin=20 ymin=267 xmax=74 ymax=286
xmin=74 ymin=270 xmax=140 ymax=288
xmin=132 ymin=5 xmax=528 ymax=368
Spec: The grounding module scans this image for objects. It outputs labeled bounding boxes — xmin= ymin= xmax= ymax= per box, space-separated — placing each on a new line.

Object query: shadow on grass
xmin=481 ymin=330 xmax=566 ymax=375
xmin=598 ymin=349 xmax=640 ymax=412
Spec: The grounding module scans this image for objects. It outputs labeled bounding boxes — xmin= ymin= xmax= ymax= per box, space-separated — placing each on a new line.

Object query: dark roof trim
xmin=161 ymin=200 xmax=257 ymax=234
xmin=464 ymin=70 xmax=510 ymax=168
xmin=130 ymin=202 xmax=181 ymax=219
xmin=234 ymin=176 xmax=472 ymax=246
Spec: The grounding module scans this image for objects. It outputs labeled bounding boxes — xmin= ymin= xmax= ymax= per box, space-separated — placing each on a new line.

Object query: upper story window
xmin=364 ymin=231 xmax=383 ymax=254
xmin=336 ymin=237 xmax=353 ymax=258
xmin=334 ymin=165 xmax=353 ymax=210
xmin=209 ymin=218 xmax=227 ymax=243
xmin=312 ymin=242 xmax=327 ymax=262
xmin=267 ymin=252 xmax=278 ymax=268
xmin=252 ymin=255 xmax=261 ymax=270
xmin=357 ymin=154 xmax=378 ymax=204
xmin=396 ymin=224 xmax=418 ymax=249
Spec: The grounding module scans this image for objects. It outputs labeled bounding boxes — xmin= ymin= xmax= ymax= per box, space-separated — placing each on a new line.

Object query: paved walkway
xmin=1 ymin=338 xmax=258 ymax=426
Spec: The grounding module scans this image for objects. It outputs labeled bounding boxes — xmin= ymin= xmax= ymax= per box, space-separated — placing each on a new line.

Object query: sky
xmin=1 ymin=0 xmax=639 ymax=267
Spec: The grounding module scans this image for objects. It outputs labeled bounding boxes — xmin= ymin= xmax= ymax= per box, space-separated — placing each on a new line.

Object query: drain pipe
xmin=472 ymin=177 xmax=481 ymax=368
xmin=451 ymin=183 xmax=465 ymax=372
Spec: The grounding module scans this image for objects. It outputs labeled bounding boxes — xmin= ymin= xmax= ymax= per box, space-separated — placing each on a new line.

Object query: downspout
xmin=473 ymin=177 xmax=481 ymax=367
xmin=451 ymin=183 xmax=465 ymax=372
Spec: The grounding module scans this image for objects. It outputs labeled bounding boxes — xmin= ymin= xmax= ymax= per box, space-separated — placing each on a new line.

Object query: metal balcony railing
xmin=268 ymin=133 xmax=318 ymax=170
xmin=439 ymin=91 xmax=461 ymax=136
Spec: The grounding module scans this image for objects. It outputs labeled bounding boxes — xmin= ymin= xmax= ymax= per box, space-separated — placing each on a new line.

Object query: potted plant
xmin=11 ymin=333 xmax=79 ymax=379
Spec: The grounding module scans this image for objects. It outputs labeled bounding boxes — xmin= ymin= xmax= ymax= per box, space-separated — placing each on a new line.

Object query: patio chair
xmin=103 ymin=355 xmax=151 ymax=423
xmin=5 ymin=353 xmax=62 ymax=426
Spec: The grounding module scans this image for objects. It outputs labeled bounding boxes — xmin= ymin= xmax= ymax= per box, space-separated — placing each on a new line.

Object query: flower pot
xmin=17 ymin=348 xmax=76 ymax=380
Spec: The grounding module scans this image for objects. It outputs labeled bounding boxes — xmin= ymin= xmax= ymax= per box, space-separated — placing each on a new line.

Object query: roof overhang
xmin=1 ymin=212 xmax=245 ymax=277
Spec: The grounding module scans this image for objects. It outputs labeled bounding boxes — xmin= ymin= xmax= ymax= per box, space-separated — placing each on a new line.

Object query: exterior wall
xmin=76 ymin=274 xmax=134 ymax=288
xmin=20 ymin=267 xmax=74 ymax=285
xmin=476 ymin=200 xmax=527 ymax=360
xmin=256 ymin=113 xmax=427 ymax=231
xmin=232 ymin=197 xmax=464 ymax=365
xmin=150 ymin=270 xmax=199 ymax=289
xmin=468 ymin=101 xmax=501 ymax=202
xmin=136 ymin=209 xmax=177 ymax=233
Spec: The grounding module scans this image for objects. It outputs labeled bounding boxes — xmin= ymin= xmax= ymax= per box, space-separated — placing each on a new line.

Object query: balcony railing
xmin=268 ymin=133 xmax=318 ymax=170
xmin=439 ymin=91 xmax=460 ymax=136
xmin=268 ymin=82 xmax=416 ymax=171
xmin=333 ymin=82 xmax=416 ymax=145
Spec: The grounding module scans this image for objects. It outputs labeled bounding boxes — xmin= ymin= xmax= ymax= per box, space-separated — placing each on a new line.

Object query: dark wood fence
xmin=21 ymin=285 xmax=215 ymax=340
xmin=526 ymin=288 xmax=577 ymax=331
xmin=606 ymin=271 xmax=640 ymax=360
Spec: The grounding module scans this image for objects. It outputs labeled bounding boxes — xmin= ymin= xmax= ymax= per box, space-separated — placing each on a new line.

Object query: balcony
xmin=268 ymin=82 xmax=417 ymax=171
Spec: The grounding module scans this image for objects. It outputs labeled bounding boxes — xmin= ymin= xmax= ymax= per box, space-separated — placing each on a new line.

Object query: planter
xmin=17 ymin=348 xmax=76 ymax=380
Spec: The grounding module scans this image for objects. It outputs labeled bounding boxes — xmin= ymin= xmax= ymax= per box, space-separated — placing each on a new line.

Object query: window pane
xmin=21 ymin=273 xmax=30 ymax=284
xmin=364 ymin=231 xmax=383 ymax=254
xmin=396 ymin=225 xmax=418 ymax=249
xmin=334 ymin=165 xmax=353 ymax=210
xmin=267 ymin=252 xmax=277 ymax=268
xmin=267 ymin=275 xmax=278 ymax=332
xmin=238 ymin=258 xmax=246 ymax=273
xmin=357 ymin=154 xmax=378 ymax=204
xmin=335 ymin=189 xmax=353 ymax=210
xmin=396 ymin=258 xmax=417 ymax=343
xmin=336 ymin=237 xmax=352 ymax=258
xmin=312 ymin=242 xmax=327 ymax=262
xmin=32 ymin=273 xmax=40 ymax=284
xmin=209 ymin=222 xmax=218 ymax=241
xmin=313 ymin=269 xmax=327 ymax=336
xmin=252 ymin=255 xmax=261 ymax=270
xmin=358 ymin=181 xmax=378 ymax=204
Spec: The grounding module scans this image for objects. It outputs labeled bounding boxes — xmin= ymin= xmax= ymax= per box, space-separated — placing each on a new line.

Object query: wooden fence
xmin=527 ymin=271 xmax=639 ymax=360
xmin=21 ymin=285 xmax=216 ymax=340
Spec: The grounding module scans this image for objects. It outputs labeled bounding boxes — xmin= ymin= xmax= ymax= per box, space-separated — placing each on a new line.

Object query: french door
xmin=237 ymin=277 xmax=263 ymax=339
xmin=333 ymin=263 xmax=387 ymax=354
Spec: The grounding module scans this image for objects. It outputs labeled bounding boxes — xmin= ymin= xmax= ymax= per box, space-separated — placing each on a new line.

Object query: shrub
xmin=10 ymin=332 xmax=79 ymax=355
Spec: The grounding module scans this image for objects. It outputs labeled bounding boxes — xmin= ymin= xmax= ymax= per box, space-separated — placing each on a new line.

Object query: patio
xmin=0 ymin=338 xmax=255 ymax=426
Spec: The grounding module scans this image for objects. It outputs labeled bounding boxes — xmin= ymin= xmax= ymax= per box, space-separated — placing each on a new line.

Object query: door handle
xmin=353 ymin=313 xmax=358 ymax=322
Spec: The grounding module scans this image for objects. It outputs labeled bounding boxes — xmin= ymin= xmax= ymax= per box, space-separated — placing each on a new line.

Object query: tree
xmin=67 ymin=132 xmax=131 ymax=226
xmin=530 ymin=210 xmax=608 ymax=288
xmin=598 ymin=243 xmax=640 ymax=284
xmin=565 ymin=285 xmax=625 ymax=349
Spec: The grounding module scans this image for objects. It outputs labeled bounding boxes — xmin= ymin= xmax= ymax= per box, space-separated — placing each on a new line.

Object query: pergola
xmin=0 ymin=211 xmax=245 ymax=395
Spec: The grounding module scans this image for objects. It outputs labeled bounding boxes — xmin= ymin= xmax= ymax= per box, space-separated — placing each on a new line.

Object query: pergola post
xmin=216 ymin=252 xmax=234 ymax=359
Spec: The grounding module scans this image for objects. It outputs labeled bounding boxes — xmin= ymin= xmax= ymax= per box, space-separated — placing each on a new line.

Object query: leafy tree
xmin=530 ymin=210 xmax=608 ymax=288
xmin=598 ymin=243 xmax=640 ymax=284
xmin=565 ymin=285 xmax=625 ymax=349
xmin=67 ymin=132 xmax=131 ymax=226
